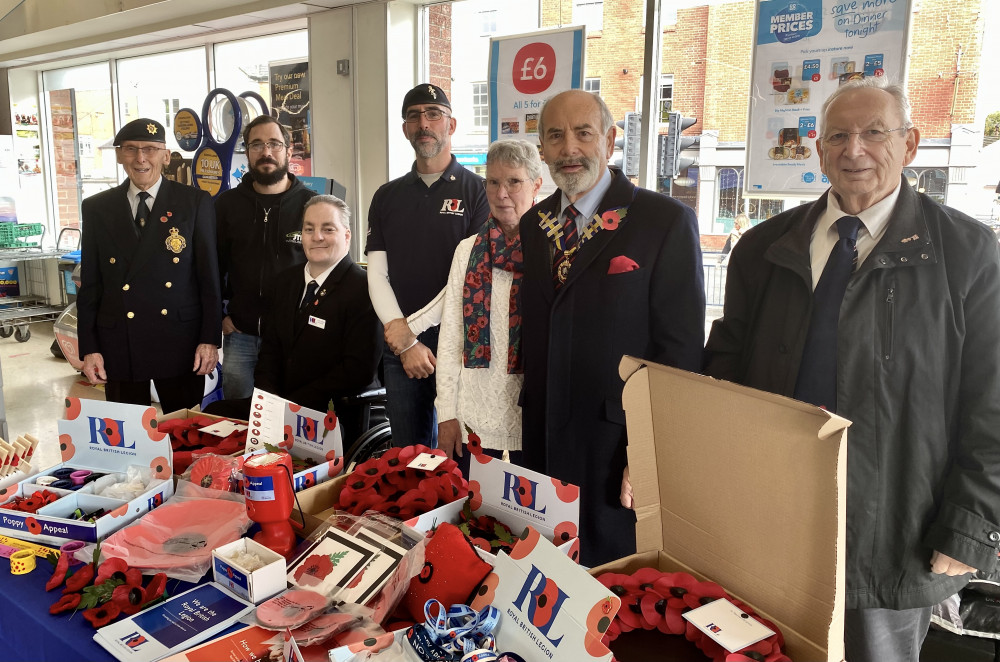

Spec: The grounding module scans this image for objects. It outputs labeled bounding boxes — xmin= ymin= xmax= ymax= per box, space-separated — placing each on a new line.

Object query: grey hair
xmin=303 ymin=194 xmax=351 ymax=230
xmin=486 ymin=139 xmax=544 ymax=181
xmin=537 ymin=90 xmax=615 ymax=140
xmin=820 ymin=76 xmax=912 ymax=136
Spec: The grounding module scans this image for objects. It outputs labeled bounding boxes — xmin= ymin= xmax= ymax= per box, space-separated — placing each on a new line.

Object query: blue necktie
xmin=793 ymin=215 xmax=862 ymax=413
xmin=299 ymin=280 xmax=318 ymax=313
xmin=134 ymin=191 xmax=150 ymax=237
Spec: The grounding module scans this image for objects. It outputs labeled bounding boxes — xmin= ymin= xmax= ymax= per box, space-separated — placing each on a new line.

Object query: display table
xmin=0 ymin=560 xmax=201 ymax=662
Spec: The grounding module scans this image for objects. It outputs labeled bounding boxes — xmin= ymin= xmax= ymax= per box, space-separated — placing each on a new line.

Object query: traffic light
xmin=614 ymin=112 xmax=642 ymax=178
xmin=659 ymin=111 xmax=698 ymax=178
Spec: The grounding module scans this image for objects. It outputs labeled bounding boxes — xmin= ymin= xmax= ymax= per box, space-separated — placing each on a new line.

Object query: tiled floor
xmin=0 ymin=322 xmax=104 ymax=470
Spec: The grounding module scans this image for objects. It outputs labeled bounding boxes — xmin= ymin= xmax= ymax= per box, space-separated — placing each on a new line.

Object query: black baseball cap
xmin=114 ymin=118 xmax=166 ymax=146
xmin=401 ymin=83 xmax=451 ymax=118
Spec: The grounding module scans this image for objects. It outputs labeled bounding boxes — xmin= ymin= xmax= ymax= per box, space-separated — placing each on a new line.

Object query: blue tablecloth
xmin=0 ymin=557 xmax=203 ymax=662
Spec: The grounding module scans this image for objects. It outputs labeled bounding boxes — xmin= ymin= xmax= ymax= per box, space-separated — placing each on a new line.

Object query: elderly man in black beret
xmin=77 ymin=118 xmax=221 ymax=412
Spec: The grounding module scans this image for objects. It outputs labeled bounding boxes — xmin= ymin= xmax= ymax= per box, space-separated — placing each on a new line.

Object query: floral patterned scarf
xmin=463 ymin=218 xmax=523 ymax=373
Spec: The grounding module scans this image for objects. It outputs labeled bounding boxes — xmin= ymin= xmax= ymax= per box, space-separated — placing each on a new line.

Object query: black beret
xmin=401 ymin=83 xmax=451 ymax=118
xmin=114 ymin=118 xmax=166 ymax=145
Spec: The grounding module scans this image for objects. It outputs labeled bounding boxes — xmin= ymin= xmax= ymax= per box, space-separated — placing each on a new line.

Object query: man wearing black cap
xmin=77 ymin=118 xmax=222 ymax=413
xmin=366 ymin=83 xmax=489 ymax=447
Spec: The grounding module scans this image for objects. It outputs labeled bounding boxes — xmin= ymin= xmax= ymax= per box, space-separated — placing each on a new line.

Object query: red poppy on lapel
xmin=608 ymin=255 xmax=640 ymax=274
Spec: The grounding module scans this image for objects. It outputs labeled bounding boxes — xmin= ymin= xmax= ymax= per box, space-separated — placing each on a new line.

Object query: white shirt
xmin=559 ymin=167 xmax=614 ymax=235
xmin=127 ymin=176 xmax=163 ymax=219
xmin=300 ymin=257 xmax=343 ymax=306
xmin=809 ymin=184 xmax=901 ymax=290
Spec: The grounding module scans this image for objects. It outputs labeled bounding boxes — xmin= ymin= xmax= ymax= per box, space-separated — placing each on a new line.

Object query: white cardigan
xmin=410 ymin=235 xmax=523 ymax=451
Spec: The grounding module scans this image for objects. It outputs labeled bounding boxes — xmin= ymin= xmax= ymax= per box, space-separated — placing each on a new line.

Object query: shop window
xmin=904 ymin=168 xmax=947 ymax=204
xmin=41 ymin=62 xmax=115 ymax=232
xmin=716 ymin=167 xmax=784 ymax=231
xmin=473 ymin=82 xmax=489 ymax=129
xmin=214 ymin=31 xmax=310 ymax=175
xmin=162 ymin=99 xmax=181 ymax=127
xmin=584 ymin=77 xmax=601 ymax=95
xmin=658 ymin=75 xmax=673 ymax=123
xmin=574 ymin=0 xmax=604 ymax=32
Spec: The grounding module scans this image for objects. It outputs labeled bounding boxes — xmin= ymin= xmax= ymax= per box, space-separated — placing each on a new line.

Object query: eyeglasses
xmin=404 ymin=108 xmax=450 ymax=123
xmin=118 ymin=146 xmax=165 ymax=157
xmin=821 ymin=127 xmax=908 ymax=146
xmin=247 ymin=140 xmax=287 ymax=153
xmin=485 ymin=178 xmax=527 ymax=194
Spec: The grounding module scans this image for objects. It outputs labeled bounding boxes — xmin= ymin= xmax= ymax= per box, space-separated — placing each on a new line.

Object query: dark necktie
xmin=793 ymin=215 xmax=862 ymax=413
xmin=134 ymin=191 xmax=151 ymax=237
xmin=552 ymin=205 xmax=581 ymax=287
xmin=299 ymin=280 xmax=318 ymax=313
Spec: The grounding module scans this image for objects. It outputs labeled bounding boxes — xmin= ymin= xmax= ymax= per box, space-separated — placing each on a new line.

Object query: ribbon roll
xmin=10 ymin=549 xmax=35 ymax=574
xmin=52 ymin=468 xmax=75 ymax=480
xmin=50 ymin=480 xmax=73 ymax=490
xmin=35 ymin=476 xmax=57 ymax=487
xmin=70 ymin=470 xmax=92 ymax=486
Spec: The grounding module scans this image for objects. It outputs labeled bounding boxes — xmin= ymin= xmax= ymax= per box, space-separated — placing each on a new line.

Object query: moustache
xmin=255 ymin=158 xmax=280 ymax=166
xmin=413 ymin=130 xmax=438 ymax=140
xmin=553 ymin=157 xmax=592 ymax=169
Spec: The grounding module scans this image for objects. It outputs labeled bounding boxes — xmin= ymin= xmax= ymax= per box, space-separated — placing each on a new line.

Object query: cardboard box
xmin=213 ymin=537 xmax=287 ymax=603
xmin=592 ymin=358 xmax=847 ymax=661
xmin=403 ymin=455 xmax=580 ymax=563
xmin=469 ymin=528 xmax=621 ymax=662
xmin=291 ymin=473 xmax=348 ymax=537
xmin=0 ymin=399 xmax=175 ymax=545
xmin=246 ymin=389 xmax=346 ymax=492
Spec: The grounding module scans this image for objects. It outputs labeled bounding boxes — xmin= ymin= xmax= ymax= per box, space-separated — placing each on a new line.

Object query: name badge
xmin=308 ymin=316 xmax=326 ymax=329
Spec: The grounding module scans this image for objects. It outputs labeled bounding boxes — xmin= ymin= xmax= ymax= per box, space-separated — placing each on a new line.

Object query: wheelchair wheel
xmin=345 ymin=421 xmax=393 ymax=465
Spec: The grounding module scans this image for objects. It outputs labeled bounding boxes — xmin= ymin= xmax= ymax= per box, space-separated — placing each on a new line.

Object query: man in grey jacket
xmin=705 ymin=77 xmax=1000 ymax=661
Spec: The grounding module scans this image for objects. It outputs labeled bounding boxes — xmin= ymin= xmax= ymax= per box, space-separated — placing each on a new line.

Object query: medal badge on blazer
xmin=539 ymin=205 xmax=630 ymax=284
xmin=165 ymin=227 xmax=187 ymax=254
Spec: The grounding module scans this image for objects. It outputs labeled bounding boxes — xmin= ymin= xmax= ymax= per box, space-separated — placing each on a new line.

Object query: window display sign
xmin=488 ymin=26 xmax=585 ymax=144
xmin=269 ymin=59 xmax=312 ymax=177
xmin=746 ymin=0 xmax=912 ymax=197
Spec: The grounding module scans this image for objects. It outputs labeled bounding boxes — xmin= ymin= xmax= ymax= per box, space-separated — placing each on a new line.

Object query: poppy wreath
xmin=46 ymin=552 xmax=168 ymax=627
xmin=338 ymin=445 xmax=468 ymax=519
xmin=596 ymin=567 xmax=790 ymax=662
xmin=458 ymin=498 xmax=515 ymax=555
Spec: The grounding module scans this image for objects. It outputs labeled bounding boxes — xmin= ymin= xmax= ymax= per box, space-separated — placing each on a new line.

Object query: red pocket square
xmin=608 ymin=255 xmax=640 ymax=274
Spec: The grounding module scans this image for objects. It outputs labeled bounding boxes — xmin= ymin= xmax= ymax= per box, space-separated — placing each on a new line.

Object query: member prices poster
xmin=488 ymin=26 xmax=585 ymax=144
xmin=746 ymin=0 xmax=912 ymax=197
xmin=269 ymin=58 xmax=312 ymax=177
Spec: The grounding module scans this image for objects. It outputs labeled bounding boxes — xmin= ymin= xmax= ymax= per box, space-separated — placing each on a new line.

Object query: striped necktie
xmin=552 ymin=205 xmax=581 ymax=287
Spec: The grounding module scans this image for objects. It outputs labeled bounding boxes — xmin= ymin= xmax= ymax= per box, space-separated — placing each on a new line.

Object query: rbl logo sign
xmin=502 ymin=471 xmax=547 ymax=514
xmin=295 ymin=415 xmax=318 ymax=442
xmin=512 ymin=564 xmax=569 ymax=647
xmin=88 ymin=416 xmax=135 ymax=449
xmin=512 ymin=42 xmax=556 ymax=95
xmin=121 ymin=632 xmax=147 ymax=649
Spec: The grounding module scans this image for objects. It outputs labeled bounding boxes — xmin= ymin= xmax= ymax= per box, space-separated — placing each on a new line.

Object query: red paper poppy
xmin=281 ymin=425 xmax=295 ymax=450
xmin=25 ymin=516 xmax=42 ymax=535
xmin=50 ymin=592 xmax=82 ymax=614
xmin=323 ymin=411 xmax=338 ymax=431
xmin=466 ymin=432 xmax=483 ymax=455
xmin=294 ymin=553 xmax=335 ymax=586
xmin=188 ymin=455 xmax=236 ymax=490
xmin=46 ymin=552 xmax=72 ymax=591
xmin=83 ymin=602 xmax=121 ymax=628
xmin=96 ymin=557 xmax=142 ymax=587
xmin=601 ymin=209 xmax=621 ymax=230
xmin=144 ymin=573 xmax=167 ymax=605
xmin=112 ymin=583 xmax=149 ymax=615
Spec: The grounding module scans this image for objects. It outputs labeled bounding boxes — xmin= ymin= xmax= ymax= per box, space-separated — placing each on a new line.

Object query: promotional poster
xmin=746 ymin=0 xmax=912 ymax=197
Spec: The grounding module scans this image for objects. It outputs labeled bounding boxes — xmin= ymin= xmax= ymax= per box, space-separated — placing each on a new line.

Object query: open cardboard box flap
xmin=617 ymin=356 xmax=848 ymax=661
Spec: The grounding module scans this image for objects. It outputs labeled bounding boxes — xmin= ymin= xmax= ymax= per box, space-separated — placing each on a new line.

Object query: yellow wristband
xmin=10 ymin=549 xmax=35 ymax=574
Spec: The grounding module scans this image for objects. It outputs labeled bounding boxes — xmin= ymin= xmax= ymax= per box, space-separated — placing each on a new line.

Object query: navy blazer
xmin=519 ymin=168 xmax=705 ymax=566
xmin=77 ymin=177 xmax=221 ymax=381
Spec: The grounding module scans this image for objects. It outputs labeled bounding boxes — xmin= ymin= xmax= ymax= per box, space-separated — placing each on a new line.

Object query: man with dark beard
xmin=366 ymin=83 xmax=489 ymax=448
xmin=519 ymin=90 xmax=705 ymax=566
xmin=216 ymin=115 xmax=316 ymax=399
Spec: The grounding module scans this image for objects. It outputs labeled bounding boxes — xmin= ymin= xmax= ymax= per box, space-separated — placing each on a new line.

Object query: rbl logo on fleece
xmin=512 ymin=564 xmax=570 ymax=647
xmin=440 ymin=199 xmax=466 ymax=215
xmin=502 ymin=471 xmax=547 ymax=514
xmin=88 ymin=416 xmax=135 ymax=449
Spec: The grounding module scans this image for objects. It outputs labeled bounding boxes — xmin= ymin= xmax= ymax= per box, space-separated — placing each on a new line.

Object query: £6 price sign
xmin=513 ymin=42 xmax=556 ymax=95
xmin=489 ymin=26 xmax=585 ymax=143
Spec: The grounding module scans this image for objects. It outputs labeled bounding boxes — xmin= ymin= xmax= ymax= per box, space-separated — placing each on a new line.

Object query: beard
xmin=549 ymin=154 xmax=602 ymax=197
xmin=409 ymin=130 xmax=445 ymax=160
xmin=251 ymin=155 xmax=290 ymax=186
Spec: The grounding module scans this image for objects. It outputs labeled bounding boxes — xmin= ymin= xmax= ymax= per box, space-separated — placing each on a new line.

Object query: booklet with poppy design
xmin=93 ymin=582 xmax=254 ymax=662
